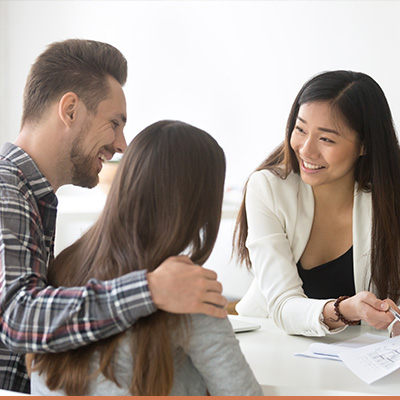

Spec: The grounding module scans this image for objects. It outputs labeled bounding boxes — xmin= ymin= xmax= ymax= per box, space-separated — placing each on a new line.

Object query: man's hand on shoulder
xmin=147 ymin=255 xmax=228 ymax=318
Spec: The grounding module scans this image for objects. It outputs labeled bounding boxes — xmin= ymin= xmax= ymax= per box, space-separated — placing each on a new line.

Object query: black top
xmin=296 ymin=246 xmax=356 ymax=300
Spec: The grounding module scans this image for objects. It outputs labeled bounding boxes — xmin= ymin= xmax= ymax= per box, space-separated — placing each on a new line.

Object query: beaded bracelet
xmin=333 ymin=296 xmax=360 ymax=326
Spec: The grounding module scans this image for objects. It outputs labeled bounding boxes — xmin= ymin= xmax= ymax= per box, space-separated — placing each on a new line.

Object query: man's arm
xmin=1 ymin=195 xmax=226 ymax=353
xmin=0 ymin=232 xmax=156 ymax=353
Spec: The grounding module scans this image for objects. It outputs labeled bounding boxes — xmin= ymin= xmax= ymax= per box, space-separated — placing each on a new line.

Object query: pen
xmin=388 ymin=306 xmax=400 ymax=323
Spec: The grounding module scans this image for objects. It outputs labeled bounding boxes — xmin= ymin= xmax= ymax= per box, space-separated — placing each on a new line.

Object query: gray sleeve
xmin=186 ymin=314 xmax=263 ymax=396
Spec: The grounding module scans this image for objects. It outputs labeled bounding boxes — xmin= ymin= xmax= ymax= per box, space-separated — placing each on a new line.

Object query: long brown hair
xmin=234 ymin=70 xmax=400 ymax=302
xmin=27 ymin=120 xmax=226 ymax=395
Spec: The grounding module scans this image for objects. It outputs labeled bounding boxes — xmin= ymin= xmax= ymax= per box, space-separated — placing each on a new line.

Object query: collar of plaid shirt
xmin=0 ymin=142 xmax=57 ymax=203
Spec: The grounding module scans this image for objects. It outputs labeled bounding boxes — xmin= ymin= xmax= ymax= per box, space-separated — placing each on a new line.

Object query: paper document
xmin=295 ymin=333 xmax=386 ymax=361
xmin=339 ymin=335 xmax=400 ymax=384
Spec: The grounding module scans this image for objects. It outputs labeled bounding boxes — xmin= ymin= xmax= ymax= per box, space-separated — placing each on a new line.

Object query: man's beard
xmin=69 ymin=121 xmax=100 ymax=189
xmin=70 ymin=136 xmax=99 ymax=189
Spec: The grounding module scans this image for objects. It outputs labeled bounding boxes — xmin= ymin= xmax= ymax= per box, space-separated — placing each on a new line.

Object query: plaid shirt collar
xmin=0 ymin=142 xmax=57 ymax=206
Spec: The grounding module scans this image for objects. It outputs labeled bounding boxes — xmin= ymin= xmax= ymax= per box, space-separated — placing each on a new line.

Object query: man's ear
xmin=58 ymin=92 xmax=79 ymax=127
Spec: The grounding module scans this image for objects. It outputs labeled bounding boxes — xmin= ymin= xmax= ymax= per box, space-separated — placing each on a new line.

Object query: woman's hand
xmin=323 ymin=291 xmax=393 ymax=330
xmin=382 ymin=298 xmax=400 ymax=337
xmin=340 ymin=291 xmax=393 ymax=329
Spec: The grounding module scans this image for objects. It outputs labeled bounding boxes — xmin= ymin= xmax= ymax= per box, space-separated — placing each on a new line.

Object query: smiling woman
xmin=289 ymin=101 xmax=362 ymax=274
xmin=290 ymin=101 xmax=363 ymax=192
xmin=233 ymin=70 xmax=400 ymax=338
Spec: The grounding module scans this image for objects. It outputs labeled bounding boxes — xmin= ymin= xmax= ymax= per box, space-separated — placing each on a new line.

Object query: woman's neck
xmin=312 ymin=179 xmax=355 ymax=211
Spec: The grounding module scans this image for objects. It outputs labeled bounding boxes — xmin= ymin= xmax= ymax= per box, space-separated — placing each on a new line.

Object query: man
xmin=0 ymin=39 xmax=227 ymax=394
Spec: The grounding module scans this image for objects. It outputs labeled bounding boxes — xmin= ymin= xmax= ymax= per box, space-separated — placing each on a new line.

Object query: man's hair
xmin=21 ymin=39 xmax=127 ymax=126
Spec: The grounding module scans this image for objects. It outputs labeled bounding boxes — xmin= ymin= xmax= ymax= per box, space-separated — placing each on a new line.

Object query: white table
xmin=231 ymin=315 xmax=400 ymax=396
xmin=0 ymin=389 xmax=29 ymax=396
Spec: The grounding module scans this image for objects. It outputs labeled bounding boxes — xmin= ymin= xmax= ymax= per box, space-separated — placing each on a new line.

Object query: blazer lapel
xmin=292 ymin=178 xmax=314 ymax=263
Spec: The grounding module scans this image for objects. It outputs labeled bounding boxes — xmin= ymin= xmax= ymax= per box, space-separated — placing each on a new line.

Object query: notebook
xmin=228 ymin=315 xmax=261 ymax=333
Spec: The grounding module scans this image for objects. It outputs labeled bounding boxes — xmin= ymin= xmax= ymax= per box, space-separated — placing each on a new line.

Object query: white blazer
xmin=236 ymin=170 xmax=372 ymax=336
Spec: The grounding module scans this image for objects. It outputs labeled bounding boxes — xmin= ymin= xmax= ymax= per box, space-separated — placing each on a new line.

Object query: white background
xmin=2 ymin=0 xmax=400 ymax=189
xmin=1 ymin=0 xmax=400 ymax=297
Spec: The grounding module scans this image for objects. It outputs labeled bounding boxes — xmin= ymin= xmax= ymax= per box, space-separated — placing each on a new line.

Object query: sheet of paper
xmin=294 ymin=348 xmax=341 ymax=361
xmin=339 ymin=335 xmax=400 ymax=384
xmin=294 ymin=333 xmax=386 ymax=361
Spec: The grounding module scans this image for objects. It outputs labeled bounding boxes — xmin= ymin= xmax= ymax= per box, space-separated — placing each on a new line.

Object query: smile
xmin=302 ymin=159 xmax=325 ymax=170
xmin=99 ymin=153 xmax=108 ymax=163
xmin=98 ymin=150 xmax=114 ymax=163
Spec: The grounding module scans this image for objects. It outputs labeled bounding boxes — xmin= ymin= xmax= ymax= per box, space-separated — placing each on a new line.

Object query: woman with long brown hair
xmin=234 ymin=70 xmax=400 ymax=337
xmin=27 ymin=120 xmax=263 ymax=396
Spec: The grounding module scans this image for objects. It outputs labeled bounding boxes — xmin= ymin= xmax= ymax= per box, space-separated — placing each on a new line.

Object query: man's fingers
xmin=203 ymin=292 xmax=228 ymax=308
xmin=200 ymin=266 xmax=218 ymax=280
xmin=196 ymin=303 xmax=228 ymax=319
xmin=148 ymin=256 xmax=228 ymax=318
xmin=201 ymin=279 xmax=223 ymax=295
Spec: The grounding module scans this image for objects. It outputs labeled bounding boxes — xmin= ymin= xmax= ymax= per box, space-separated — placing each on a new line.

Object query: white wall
xmin=2 ymin=0 xmax=400 ymax=298
xmin=0 ymin=2 xmax=9 ymax=140
xmin=2 ymin=0 xmax=400 ymax=190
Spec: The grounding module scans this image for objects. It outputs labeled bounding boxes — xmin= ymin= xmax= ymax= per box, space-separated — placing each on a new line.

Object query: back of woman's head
xmin=42 ymin=120 xmax=226 ymax=396
xmin=110 ymin=120 xmax=226 ymax=272
xmin=284 ymin=70 xmax=399 ymax=189
xmin=51 ymin=120 xmax=226 ymax=287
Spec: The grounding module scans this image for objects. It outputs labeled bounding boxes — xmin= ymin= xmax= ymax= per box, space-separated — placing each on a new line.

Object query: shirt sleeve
xmin=185 ymin=314 xmax=263 ymax=396
xmin=244 ymin=171 xmax=345 ymax=336
xmin=0 ymin=190 xmax=156 ymax=353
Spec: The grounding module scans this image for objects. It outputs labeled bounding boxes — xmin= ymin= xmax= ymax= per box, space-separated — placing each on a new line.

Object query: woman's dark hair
xmin=234 ymin=70 xmax=400 ymax=302
xmin=27 ymin=120 xmax=226 ymax=395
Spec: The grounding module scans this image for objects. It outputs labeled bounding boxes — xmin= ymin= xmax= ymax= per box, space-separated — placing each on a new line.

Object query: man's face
xmin=70 ymin=76 xmax=127 ymax=188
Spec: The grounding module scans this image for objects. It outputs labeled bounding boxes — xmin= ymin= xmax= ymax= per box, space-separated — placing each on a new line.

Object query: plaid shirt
xmin=0 ymin=143 xmax=156 ymax=393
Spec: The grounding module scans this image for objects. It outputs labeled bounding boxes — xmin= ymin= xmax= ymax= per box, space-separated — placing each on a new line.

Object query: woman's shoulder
xmin=188 ymin=313 xmax=234 ymax=334
xmin=184 ymin=314 xmax=239 ymax=347
xmin=248 ymin=169 xmax=302 ymax=197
